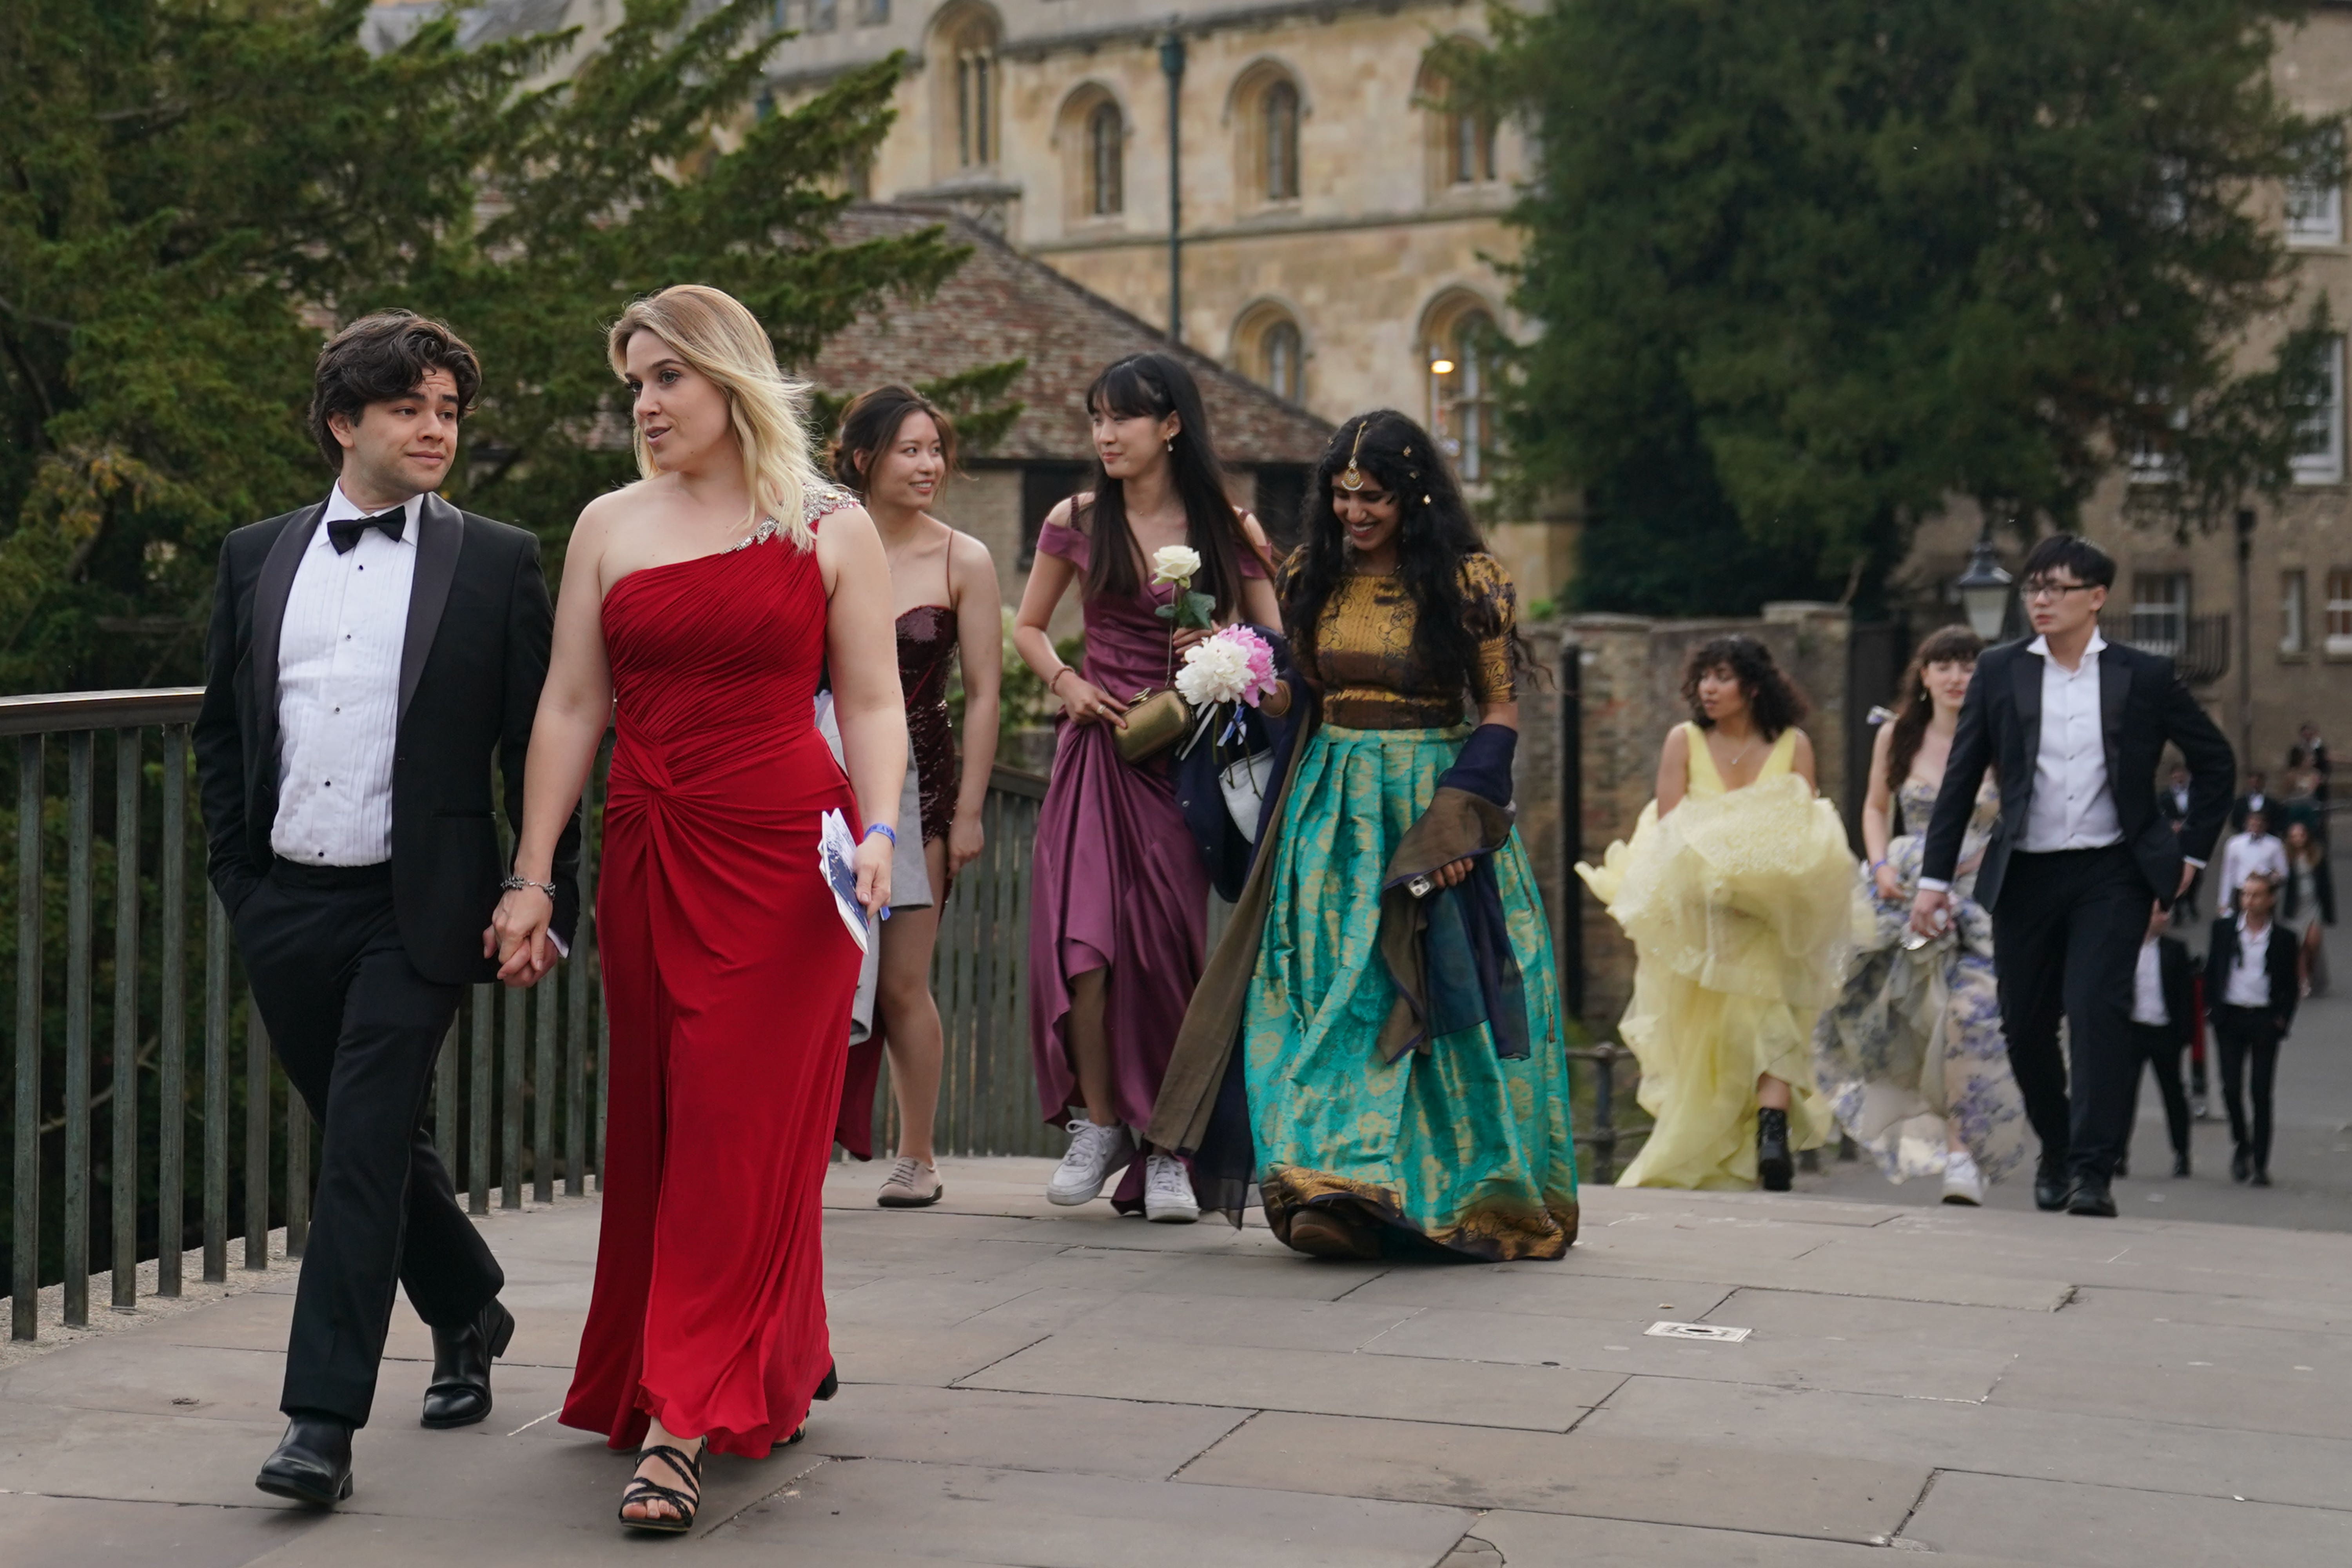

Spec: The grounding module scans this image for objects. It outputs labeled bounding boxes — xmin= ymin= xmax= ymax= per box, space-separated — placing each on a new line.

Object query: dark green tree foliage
xmin=1473 ymin=0 xmax=2333 ymax=615
xmin=0 ymin=0 xmax=967 ymax=692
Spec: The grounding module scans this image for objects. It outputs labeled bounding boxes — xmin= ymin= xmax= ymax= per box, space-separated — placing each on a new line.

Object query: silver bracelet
xmin=501 ymin=875 xmax=557 ymax=898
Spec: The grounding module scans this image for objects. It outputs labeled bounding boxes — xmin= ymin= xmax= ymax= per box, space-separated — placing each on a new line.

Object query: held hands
xmin=488 ymin=886 xmax=557 ymax=988
xmin=1907 ymin=887 xmax=1953 ymax=940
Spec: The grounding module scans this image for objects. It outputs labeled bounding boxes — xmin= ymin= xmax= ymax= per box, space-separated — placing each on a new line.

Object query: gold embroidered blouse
xmin=1295 ymin=554 xmax=1518 ymax=730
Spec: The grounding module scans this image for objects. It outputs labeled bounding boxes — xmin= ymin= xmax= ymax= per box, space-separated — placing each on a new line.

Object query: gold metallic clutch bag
xmin=1114 ymin=687 xmax=1192 ymax=765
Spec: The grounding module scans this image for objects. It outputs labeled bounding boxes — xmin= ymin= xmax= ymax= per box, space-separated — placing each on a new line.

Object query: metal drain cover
xmin=1646 ymin=1321 xmax=1751 ymax=1342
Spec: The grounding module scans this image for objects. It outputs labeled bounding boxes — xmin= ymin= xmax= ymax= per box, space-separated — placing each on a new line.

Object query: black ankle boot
xmin=1757 ymin=1108 xmax=1793 ymax=1192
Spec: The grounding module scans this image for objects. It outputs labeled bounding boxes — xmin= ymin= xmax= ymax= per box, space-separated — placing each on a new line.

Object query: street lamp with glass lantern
xmin=1956 ymin=530 xmax=2014 ymax=641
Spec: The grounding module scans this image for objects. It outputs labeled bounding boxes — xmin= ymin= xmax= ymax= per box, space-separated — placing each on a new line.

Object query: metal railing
xmin=0 ymin=684 xmax=1630 ymax=1339
xmin=2102 ymin=610 xmax=2231 ymax=686
xmin=0 ymin=687 xmax=1054 ymax=1341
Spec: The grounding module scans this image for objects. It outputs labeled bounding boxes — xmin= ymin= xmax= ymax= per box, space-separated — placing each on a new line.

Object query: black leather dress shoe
xmin=2113 ymin=1152 xmax=2129 ymax=1179
xmin=255 ymin=1416 xmax=353 ymax=1506
xmin=2231 ymin=1145 xmax=2253 ymax=1184
xmin=2033 ymin=1153 xmax=2072 ymax=1212
xmin=2172 ymin=1150 xmax=2191 ymax=1178
xmin=2252 ymin=1167 xmax=2273 ymax=1188
xmin=2067 ymin=1176 xmax=2118 ymax=1217
xmin=421 ymin=1298 xmax=515 ymax=1430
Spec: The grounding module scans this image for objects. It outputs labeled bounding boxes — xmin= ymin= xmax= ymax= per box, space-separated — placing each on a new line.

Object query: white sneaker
xmin=1941 ymin=1150 xmax=1984 ymax=1207
xmin=1046 ymin=1117 xmax=1132 ymax=1206
xmin=1143 ymin=1153 xmax=1200 ymax=1224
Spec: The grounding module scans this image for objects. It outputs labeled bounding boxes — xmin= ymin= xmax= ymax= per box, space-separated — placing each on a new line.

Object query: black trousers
xmin=2127 ymin=1022 xmax=2191 ymax=1158
xmin=1989 ymin=844 xmax=2149 ymax=1182
xmin=232 ymin=860 xmax=499 ymax=1427
xmin=2212 ymin=1004 xmax=2283 ymax=1171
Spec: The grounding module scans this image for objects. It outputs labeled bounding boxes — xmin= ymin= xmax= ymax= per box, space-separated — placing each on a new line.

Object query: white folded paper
xmin=818 ymin=808 xmax=872 ymax=954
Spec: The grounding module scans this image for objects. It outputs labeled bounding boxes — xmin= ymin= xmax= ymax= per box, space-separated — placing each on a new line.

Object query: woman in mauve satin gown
xmin=491 ymin=285 xmax=906 ymax=1533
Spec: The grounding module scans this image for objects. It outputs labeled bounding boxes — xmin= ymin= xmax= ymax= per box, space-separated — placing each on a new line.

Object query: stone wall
xmin=1517 ymin=605 xmax=1855 ymax=1035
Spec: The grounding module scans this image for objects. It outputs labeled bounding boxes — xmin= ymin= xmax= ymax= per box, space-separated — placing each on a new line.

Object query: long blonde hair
xmin=607 ymin=284 xmax=827 ymax=548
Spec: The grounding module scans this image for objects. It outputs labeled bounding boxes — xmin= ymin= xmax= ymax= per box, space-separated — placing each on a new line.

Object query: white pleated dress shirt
xmin=2218 ymin=831 xmax=2289 ymax=907
xmin=2223 ymin=917 xmax=2277 ymax=1009
xmin=2020 ymin=631 xmax=2123 ymax=853
xmin=270 ymin=485 xmax=421 ymax=866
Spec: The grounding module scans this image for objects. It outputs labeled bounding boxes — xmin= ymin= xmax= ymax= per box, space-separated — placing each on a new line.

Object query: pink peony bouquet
xmin=1175 ymin=625 xmax=1279 ymax=709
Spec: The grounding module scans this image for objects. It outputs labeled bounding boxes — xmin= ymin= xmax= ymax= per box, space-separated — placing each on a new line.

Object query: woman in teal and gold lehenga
xmin=1147 ymin=412 xmax=1577 ymax=1261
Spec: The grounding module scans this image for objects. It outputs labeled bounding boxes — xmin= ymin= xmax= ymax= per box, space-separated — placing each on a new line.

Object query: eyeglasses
xmin=2020 ymin=579 xmax=2098 ymax=602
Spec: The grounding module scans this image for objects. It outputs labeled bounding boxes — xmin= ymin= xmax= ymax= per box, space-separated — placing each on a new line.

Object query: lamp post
xmin=1955 ymin=525 xmax=2014 ymax=642
xmin=1160 ymin=31 xmax=1185 ymax=343
xmin=2236 ymin=506 xmax=2255 ymax=768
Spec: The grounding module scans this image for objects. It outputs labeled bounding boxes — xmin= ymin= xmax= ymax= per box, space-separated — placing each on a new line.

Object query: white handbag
xmin=1219 ymin=748 xmax=1275 ymax=843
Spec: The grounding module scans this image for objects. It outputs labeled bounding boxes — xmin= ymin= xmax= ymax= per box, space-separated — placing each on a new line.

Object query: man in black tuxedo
xmin=2207 ymin=871 xmax=2301 ymax=1187
xmin=2230 ymin=770 xmax=2271 ymax=832
xmin=1913 ymin=534 xmax=2233 ymax=1218
xmin=196 ymin=312 xmax=579 ymax=1505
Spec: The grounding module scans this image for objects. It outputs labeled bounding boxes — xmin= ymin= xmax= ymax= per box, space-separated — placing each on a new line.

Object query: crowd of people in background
xmin=194 ymin=289 xmax=2338 ymax=1534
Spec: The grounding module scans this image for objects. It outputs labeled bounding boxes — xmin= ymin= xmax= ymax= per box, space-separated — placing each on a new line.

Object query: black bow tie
xmin=327 ymin=508 xmax=407 ymax=554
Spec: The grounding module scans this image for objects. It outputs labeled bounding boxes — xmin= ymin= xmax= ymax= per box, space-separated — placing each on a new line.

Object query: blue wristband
xmin=864 ymin=822 xmax=897 ymax=848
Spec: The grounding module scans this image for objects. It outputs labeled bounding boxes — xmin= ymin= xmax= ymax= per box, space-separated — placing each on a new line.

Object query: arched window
xmin=1263 ymin=78 xmax=1301 ymax=202
xmin=1425 ymin=301 xmax=1501 ymax=482
xmin=1419 ymin=51 xmax=1499 ymax=198
xmin=932 ymin=5 xmax=1002 ymax=174
xmin=1232 ymin=303 xmax=1308 ymax=405
xmin=1449 ymin=107 xmax=1497 ymax=186
xmin=1087 ymin=100 xmax=1123 ymax=215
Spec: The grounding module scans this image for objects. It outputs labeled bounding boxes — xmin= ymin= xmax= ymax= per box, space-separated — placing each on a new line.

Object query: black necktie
xmin=327 ymin=508 xmax=407 ymax=554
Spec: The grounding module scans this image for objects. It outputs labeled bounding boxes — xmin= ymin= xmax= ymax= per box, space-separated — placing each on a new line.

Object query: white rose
xmin=1150 ymin=544 xmax=1203 ymax=584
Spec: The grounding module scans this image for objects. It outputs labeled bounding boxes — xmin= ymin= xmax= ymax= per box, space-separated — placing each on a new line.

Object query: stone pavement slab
xmin=2 ymin=1156 xmax=2349 ymax=1566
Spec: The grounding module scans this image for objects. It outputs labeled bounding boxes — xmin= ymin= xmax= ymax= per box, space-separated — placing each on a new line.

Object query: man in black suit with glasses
xmin=1912 ymin=534 xmax=2233 ymax=1219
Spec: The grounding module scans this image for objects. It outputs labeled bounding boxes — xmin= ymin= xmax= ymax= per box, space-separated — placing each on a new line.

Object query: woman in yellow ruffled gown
xmin=1578 ymin=637 xmax=1854 ymax=1190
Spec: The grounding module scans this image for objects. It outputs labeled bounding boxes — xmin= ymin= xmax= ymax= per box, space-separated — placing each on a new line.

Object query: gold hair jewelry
xmin=1338 ymin=420 xmax=1369 ymax=492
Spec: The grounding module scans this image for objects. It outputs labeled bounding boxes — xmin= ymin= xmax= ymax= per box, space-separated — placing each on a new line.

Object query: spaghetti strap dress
xmin=1026 ymin=515 xmax=1266 ymax=1209
xmin=1578 ymin=723 xmax=1855 ymax=1189
xmin=562 ymin=488 xmax=861 ymax=1458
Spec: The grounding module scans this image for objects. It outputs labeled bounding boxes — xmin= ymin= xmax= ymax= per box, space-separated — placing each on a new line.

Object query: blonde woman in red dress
xmin=492 ymin=285 xmax=905 ymax=1532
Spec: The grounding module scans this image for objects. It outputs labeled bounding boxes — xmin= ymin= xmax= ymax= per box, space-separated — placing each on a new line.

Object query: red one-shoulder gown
xmin=562 ymin=499 xmax=860 ymax=1458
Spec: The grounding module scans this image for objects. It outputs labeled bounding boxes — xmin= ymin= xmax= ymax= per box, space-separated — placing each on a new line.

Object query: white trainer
xmin=1046 ymin=1117 xmax=1132 ymax=1206
xmin=1941 ymin=1149 xmax=1984 ymax=1207
xmin=1143 ymin=1152 xmax=1201 ymax=1224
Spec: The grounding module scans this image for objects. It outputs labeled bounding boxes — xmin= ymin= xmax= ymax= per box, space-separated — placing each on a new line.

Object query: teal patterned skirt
xmin=1243 ymin=724 xmax=1578 ymax=1260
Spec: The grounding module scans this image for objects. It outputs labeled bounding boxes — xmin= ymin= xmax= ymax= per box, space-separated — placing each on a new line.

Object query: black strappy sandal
xmin=618 ymin=1442 xmax=703 ymax=1535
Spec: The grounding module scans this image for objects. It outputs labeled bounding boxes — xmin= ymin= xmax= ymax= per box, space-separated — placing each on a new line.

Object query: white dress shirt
xmin=270 ymin=485 xmax=420 ymax=866
xmin=2020 ymin=631 xmax=2123 ymax=853
xmin=2217 ymin=830 xmax=2290 ymax=907
xmin=2130 ymin=938 xmax=2169 ymax=1026
xmin=2222 ymin=916 xmax=2276 ymax=1009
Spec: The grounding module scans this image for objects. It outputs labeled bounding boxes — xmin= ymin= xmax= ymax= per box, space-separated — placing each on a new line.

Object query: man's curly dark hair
xmin=1680 ymin=634 xmax=1808 ymax=741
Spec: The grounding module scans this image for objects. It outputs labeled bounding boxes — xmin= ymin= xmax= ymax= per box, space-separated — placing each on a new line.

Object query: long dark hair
xmin=1076 ymin=353 xmax=1256 ymax=617
xmin=1884 ymin=624 xmax=1985 ymax=793
xmin=1280 ymin=409 xmax=1531 ymax=702
xmin=828 ymin=383 xmax=958 ymax=499
xmin=1680 ymin=635 xmax=1807 ymax=741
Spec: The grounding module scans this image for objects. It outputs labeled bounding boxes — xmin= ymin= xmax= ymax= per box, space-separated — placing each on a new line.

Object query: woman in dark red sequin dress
xmin=825 ymin=387 xmax=1003 ymax=1206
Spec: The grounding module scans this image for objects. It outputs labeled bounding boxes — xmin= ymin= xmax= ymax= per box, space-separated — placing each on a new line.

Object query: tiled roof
xmin=805 ymin=205 xmax=1334 ymax=467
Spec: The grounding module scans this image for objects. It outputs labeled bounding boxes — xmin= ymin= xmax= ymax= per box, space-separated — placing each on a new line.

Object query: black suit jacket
xmin=194 ymin=493 xmax=581 ymax=985
xmin=2205 ymin=918 xmax=2301 ymax=1032
xmin=2229 ymin=791 xmax=2272 ymax=832
xmin=2138 ymin=935 xmax=2196 ymax=1049
xmin=1922 ymin=637 xmax=2234 ymax=910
